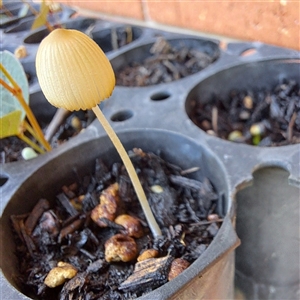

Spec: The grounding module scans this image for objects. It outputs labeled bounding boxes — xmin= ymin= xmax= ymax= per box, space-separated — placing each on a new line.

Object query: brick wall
xmin=55 ymin=0 xmax=299 ymax=50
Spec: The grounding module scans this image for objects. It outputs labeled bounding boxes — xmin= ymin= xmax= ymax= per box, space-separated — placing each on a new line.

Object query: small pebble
xmin=71 ymin=116 xmax=82 ymax=131
xmin=228 ymin=130 xmax=243 ymax=142
xmin=150 ymin=185 xmax=163 ymax=194
xmin=21 ymin=147 xmax=38 ymax=160
xmin=14 ymin=45 xmax=27 ymax=59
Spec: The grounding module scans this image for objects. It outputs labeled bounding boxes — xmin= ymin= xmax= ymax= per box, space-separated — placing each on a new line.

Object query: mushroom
xmin=35 ymin=29 xmax=161 ymax=238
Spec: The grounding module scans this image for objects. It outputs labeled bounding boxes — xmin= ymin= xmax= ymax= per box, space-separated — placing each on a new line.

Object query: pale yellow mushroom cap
xmin=36 ymin=28 xmax=116 ymax=111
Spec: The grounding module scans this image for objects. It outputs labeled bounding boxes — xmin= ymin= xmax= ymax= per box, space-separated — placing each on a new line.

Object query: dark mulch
xmin=116 ymin=37 xmax=218 ymax=87
xmin=11 ymin=148 xmax=223 ymax=300
xmin=190 ymin=79 xmax=300 ymax=146
xmin=0 ymin=110 xmax=92 ymax=163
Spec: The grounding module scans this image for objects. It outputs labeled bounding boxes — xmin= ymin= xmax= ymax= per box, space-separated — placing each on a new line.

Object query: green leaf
xmin=18 ymin=3 xmax=29 ymax=18
xmin=0 ymin=50 xmax=29 ymax=139
xmin=0 ymin=110 xmax=22 ymax=138
xmin=0 ymin=50 xmax=29 ymax=120
xmin=0 ymin=14 xmax=9 ymax=21
xmin=31 ymin=0 xmax=49 ymax=30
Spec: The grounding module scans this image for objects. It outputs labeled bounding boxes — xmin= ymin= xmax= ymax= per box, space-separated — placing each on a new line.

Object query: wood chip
xmin=119 ymin=256 xmax=173 ymax=293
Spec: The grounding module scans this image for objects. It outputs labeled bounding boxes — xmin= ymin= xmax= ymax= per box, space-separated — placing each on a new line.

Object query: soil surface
xmin=0 ymin=110 xmax=93 ymax=163
xmin=11 ymin=148 xmax=223 ymax=300
xmin=190 ymin=79 xmax=300 ymax=146
xmin=116 ymin=37 xmax=218 ymax=87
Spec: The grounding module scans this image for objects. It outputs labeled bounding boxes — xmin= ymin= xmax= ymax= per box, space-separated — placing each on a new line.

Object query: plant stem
xmin=0 ymin=64 xmax=52 ymax=152
xmin=21 ymin=0 xmax=55 ymax=32
xmin=22 ymin=120 xmax=47 ymax=153
xmin=17 ymin=133 xmax=45 ymax=154
xmin=92 ymin=105 xmax=162 ymax=238
xmin=15 ymin=91 xmax=51 ymax=151
xmin=0 ymin=78 xmax=13 ymax=93
xmin=1 ymin=4 xmax=13 ymax=17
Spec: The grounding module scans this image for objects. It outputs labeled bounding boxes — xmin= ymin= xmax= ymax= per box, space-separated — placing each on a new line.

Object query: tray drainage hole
xmin=111 ymin=110 xmax=133 ymax=122
xmin=0 ymin=175 xmax=9 ymax=187
xmin=150 ymin=91 xmax=171 ymax=101
xmin=239 ymin=48 xmax=257 ymax=57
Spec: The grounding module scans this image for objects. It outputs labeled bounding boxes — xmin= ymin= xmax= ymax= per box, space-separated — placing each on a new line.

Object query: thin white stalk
xmin=92 ymin=105 xmax=162 ymax=238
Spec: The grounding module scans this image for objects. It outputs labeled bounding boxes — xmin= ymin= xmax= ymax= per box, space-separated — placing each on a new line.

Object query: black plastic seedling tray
xmin=1 ymin=5 xmax=299 ymax=300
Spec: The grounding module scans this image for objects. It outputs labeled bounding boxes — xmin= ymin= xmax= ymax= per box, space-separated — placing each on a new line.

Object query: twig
xmin=45 ymin=108 xmax=71 ymax=141
xmin=111 ymin=27 xmax=119 ymax=51
xmin=25 ymin=199 xmax=50 ymax=235
xmin=288 ymin=112 xmax=297 ymax=141
xmin=180 ymin=166 xmax=200 ymax=175
xmin=212 ymin=106 xmax=218 ymax=135
xmin=190 ymin=219 xmax=223 ymax=226
xmin=125 ymin=26 xmax=132 ymax=44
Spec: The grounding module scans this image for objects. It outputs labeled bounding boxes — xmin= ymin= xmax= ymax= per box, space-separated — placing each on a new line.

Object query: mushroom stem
xmin=92 ymin=105 xmax=162 ymax=238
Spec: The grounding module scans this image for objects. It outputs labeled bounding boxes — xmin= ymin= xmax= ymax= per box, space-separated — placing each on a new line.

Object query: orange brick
xmin=54 ymin=0 xmax=299 ymax=50
xmin=146 ymin=0 xmax=299 ymax=50
xmin=57 ymin=0 xmax=144 ymax=20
